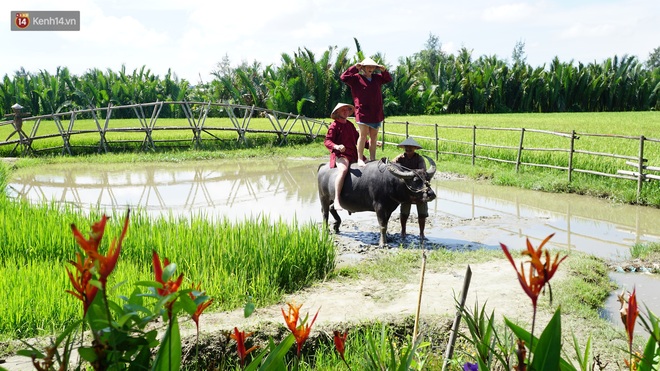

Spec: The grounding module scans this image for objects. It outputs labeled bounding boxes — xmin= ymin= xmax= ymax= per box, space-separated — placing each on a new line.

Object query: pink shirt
xmin=340 ymin=65 xmax=392 ymax=124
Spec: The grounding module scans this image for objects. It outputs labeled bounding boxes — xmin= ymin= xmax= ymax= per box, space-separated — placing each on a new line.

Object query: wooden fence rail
xmin=2 ymin=102 xmax=659 ymax=200
xmin=382 ymin=121 xmax=660 ymax=200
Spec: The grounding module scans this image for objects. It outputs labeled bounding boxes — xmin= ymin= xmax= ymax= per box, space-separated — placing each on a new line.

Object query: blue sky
xmin=2 ymin=0 xmax=658 ymax=84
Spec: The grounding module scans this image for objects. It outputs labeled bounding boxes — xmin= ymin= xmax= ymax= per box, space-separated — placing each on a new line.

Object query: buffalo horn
xmin=387 ymin=164 xmax=415 ymax=179
xmin=424 ymin=156 xmax=436 ymax=178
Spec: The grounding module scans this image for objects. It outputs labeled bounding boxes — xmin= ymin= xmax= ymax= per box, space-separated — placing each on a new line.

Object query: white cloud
xmin=481 ymin=2 xmax=537 ymax=22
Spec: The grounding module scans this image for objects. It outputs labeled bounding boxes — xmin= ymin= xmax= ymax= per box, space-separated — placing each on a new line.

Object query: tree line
xmin=2 ymin=37 xmax=659 ymax=119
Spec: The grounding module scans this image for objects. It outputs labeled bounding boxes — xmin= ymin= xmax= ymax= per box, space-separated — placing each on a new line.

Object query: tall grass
xmin=0 ymin=198 xmax=335 ymax=340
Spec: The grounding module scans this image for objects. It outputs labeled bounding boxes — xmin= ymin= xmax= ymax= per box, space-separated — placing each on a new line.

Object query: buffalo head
xmin=387 ymin=156 xmax=437 ymax=204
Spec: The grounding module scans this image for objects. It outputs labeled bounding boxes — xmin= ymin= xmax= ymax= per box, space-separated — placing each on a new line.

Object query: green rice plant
xmin=630 ymin=242 xmax=660 ymax=261
xmin=0 ymin=200 xmax=335 ymax=340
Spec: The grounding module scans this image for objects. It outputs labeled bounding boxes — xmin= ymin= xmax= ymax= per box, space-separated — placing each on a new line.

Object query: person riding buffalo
xmin=323 ymin=102 xmax=362 ymax=211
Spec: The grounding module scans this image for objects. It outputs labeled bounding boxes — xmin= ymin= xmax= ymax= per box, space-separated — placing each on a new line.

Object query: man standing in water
xmin=392 ymin=137 xmax=428 ymax=240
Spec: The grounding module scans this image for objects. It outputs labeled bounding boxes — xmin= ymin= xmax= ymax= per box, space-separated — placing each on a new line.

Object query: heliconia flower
xmin=522 ymin=234 xmax=567 ymax=290
xmin=189 ymin=283 xmax=214 ymax=329
xmin=70 ymin=211 xmax=130 ymax=286
xmin=333 ymin=330 xmax=352 ymax=369
xmin=333 ymin=330 xmax=348 ymax=360
xmin=230 ymin=327 xmax=257 ymax=368
xmin=65 ymin=253 xmax=98 ymax=315
xmin=501 ymin=242 xmax=544 ymax=308
xmin=501 ymin=234 xmax=567 ymax=309
xmin=71 ymin=215 xmax=108 ymax=256
xmin=282 ymin=302 xmax=303 ymax=334
xmin=152 ymin=250 xmax=183 ymax=297
xmin=281 ymin=302 xmax=320 ymax=357
xmin=622 ymin=288 xmax=639 ymax=352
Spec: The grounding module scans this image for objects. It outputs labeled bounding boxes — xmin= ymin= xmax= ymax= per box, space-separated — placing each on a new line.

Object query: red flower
xmin=282 ymin=302 xmax=319 ymax=357
xmin=65 ymin=253 xmax=98 ymax=315
xmin=71 ymin=215 xmax=108 ymax=256
xmin=70 ymin=211 xmax=130 ymax=286
xmin=501 ymin=233 xmax=567 ymax=309
xmin=231 ymin=327 xmax=257 ymax=368
xmin=620 ymin=288 xmax=639 ymax=353
xmin=333 ymin=330 xmax=348 ymax=360
xmin=189 ymin=283 xmax=214 ymax=329
xmin=152 ymin=250 xmax=183 ymax=297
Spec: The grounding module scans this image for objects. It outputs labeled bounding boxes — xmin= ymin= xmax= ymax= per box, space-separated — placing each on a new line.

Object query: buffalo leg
xmin=330 ymin=207 xmax=341 ymax=233
xmin=321 ymin=202 xmax=330 ymax=229
xmin=374 ymin=206 xmax=392 ymax=247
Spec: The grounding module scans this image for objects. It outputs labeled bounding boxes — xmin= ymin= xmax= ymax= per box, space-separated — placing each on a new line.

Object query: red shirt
xmin=340 ymin=65 xmax=392 ymax=124
xmin=324 ymin=119 xmax=361 ymax=168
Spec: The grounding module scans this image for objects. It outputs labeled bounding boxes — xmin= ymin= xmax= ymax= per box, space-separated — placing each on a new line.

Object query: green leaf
xmin=78 ymin=346 xmax=98 ymax=362
xmin=162 ymin=263 xmax=177 ymax=282
xmin=179 ymin=292 xmax=198 ymax=316
xmin=504 ymin=313 xmax=576 ymax=371
xmin=531 ymin=307 xmax=562 ymax=371
xmin=258 ymin=333 xmax=295 ymax=370
xmin=637 ymin=335 xmax=659 ymax=371
xmin=151 ymin=317 xmax=181 ymax=371
xmin=244 ymin=296 xmax=256 ymax=318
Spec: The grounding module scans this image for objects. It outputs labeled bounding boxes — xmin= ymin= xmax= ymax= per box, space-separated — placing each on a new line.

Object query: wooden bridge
xmin=0 ymin=101 xmax=328 ymax=156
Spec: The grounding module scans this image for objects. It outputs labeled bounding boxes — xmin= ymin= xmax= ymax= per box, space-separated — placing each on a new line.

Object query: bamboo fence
xmin=2 ymin=102 xmax=659 ymax=199
xmin=382 ymin=120 xmax=660 ymax=200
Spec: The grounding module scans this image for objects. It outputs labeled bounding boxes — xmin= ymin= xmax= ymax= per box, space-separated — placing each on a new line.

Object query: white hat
xmin=359 ymin=57 xmax=383 ymax=68
xmin=331 ymin=103 xmax=355 ymax=119
xmin=11 ymin=103 xmax=23 ymax=110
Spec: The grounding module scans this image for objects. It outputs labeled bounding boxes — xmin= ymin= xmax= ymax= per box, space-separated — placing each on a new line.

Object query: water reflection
xmin=430 ymin=181 xmax=660 ymax=259
xmin=6 ymin=159 xmax=323 ymax=222
xmin=6 ymin=158 xmax=660 ymax=261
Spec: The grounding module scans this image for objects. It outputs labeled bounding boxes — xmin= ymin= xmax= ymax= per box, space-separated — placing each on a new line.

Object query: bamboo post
xmin=515 ymin=128 xmax=525 ymax=172
xmin=441 ymin=265 xmax=472 ymax=371
xmin=406 ymin=121 xmax=410 ymax=138
xmin=568 ymin=130 xmax=575 ymax=183
xmin=435 ymin=123 xmax=439 ymax=161
xmin=472 ymin=125 xmax=476 ymax=166
xmin=412 ymin=250 xmax=427 ymax=346
xmin=637 ymin=135 xmax=645 ymax=200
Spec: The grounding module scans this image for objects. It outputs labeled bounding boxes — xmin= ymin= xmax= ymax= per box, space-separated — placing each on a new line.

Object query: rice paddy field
xmin=0 ymin=197 xmax=335 ymax=340
xmin=1 ymin=111 xmax=660 ymax=342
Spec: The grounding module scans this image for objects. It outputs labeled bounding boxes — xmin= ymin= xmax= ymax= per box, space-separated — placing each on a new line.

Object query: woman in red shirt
xmin=340 ymin=57 xmax=392 ymax=166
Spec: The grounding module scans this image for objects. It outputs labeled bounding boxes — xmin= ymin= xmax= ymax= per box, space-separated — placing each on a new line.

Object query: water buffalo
xmin=317 ymin=157 xmax=436 ymax=247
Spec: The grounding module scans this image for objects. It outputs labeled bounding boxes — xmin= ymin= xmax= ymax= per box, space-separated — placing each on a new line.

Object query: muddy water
xmin=6 ymin=157 xmax=660 ymax=320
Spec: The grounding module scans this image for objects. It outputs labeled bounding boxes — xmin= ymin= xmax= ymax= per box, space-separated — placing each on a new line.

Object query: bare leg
xmin=368 ymin=126 xmax=379 ymax=161
xmin=400 ymin=215 xmax=408 ymax=240
xmin=333 ymin=158 xmax=349 ymax=211
xmin=356 ymin=124 xmax=369 ymax=166
xmin=419 ymin=217 xmax=426 ymax=239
